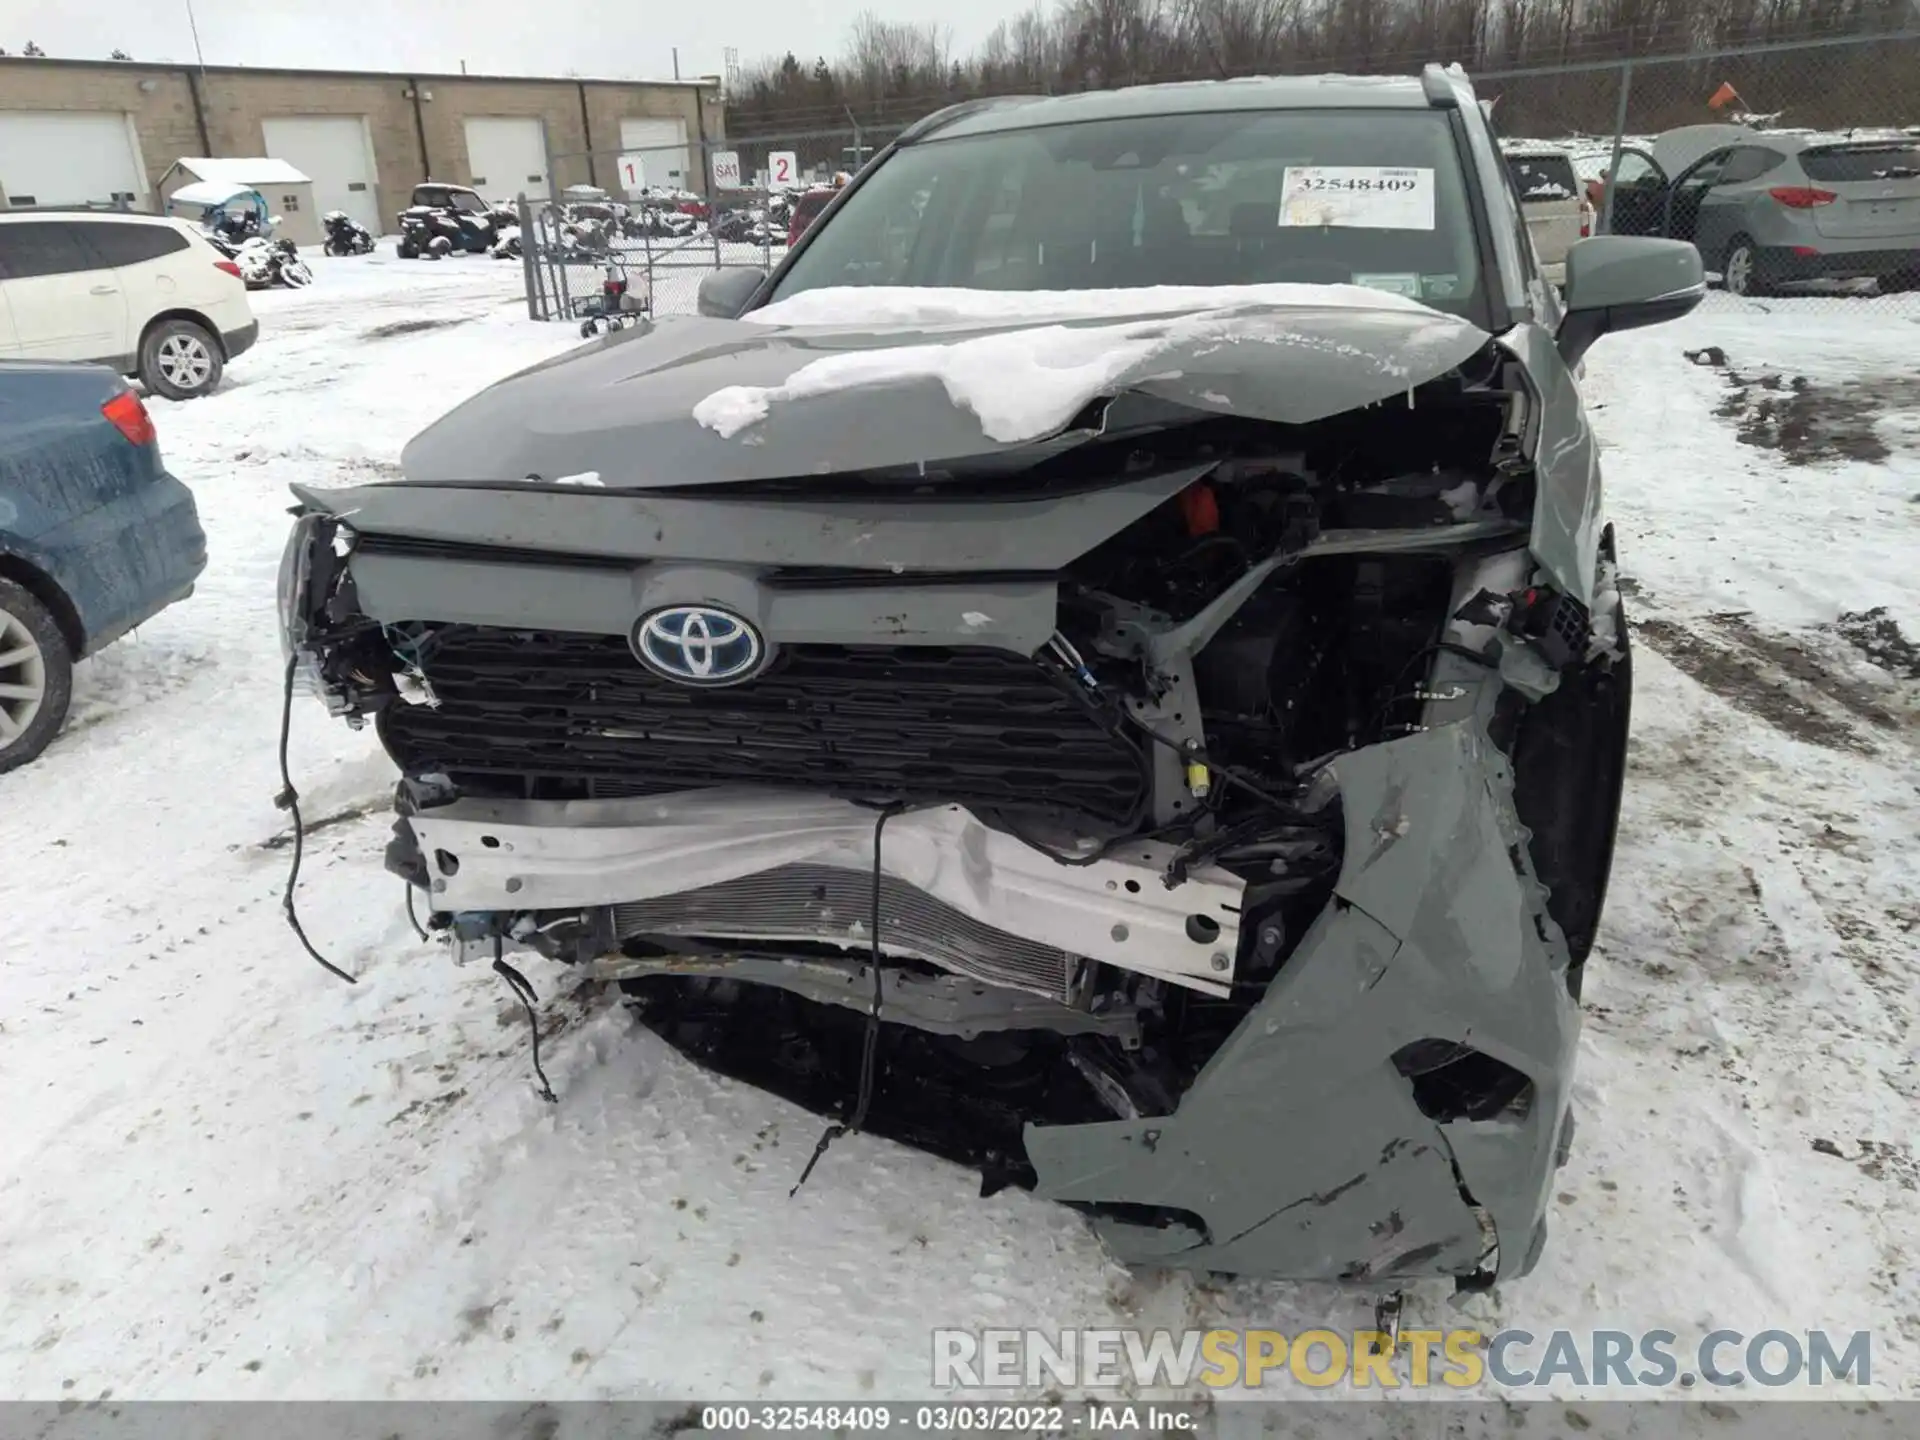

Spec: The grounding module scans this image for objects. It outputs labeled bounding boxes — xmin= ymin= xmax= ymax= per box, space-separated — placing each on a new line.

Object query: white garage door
xmin=261 ymin=116 xmax=381 ymax=235
xmin=619 ymin=118 xmax=691 ymax=190
xmin=0 ymin=112 xmax=145 ymax=209
xmin=464 ymin=118 xmax=550 ymax=201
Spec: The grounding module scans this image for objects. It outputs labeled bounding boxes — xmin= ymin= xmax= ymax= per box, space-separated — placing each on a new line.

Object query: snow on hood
xmin=743 ymin=282 xmax=1441 ymax=329
xmin=697 ymin=291 xmax=1453 ymax=445
xmin=398 ymin=298 xmax=1491 ymax=490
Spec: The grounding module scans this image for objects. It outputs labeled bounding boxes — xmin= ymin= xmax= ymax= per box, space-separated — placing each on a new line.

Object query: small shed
xmin=159 ymin=157 xmax=321 ymax=247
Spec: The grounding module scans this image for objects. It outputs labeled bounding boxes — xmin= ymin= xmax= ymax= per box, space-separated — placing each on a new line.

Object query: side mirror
xmin=697 ymin=266 xmax=767 ymax=319
xmin=1556 ymin=235 xmax=1704 ymax=367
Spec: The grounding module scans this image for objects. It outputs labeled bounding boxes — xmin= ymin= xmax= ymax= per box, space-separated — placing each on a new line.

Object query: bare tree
xmin=723 ymin=0 xmax=1912 ymax=144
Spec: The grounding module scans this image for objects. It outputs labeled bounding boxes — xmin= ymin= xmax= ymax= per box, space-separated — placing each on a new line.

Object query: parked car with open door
xmin=1587 ymin=126 xmax=1919 ymax=294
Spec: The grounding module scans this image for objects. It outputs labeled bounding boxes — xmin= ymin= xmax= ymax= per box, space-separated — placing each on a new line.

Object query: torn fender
xmin=1024 ymin=722 xmax=1580 ymax=1282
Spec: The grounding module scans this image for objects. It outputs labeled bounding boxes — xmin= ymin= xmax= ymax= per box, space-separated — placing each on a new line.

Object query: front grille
xmin=612 ymin=863 xmax=1079 ymax=1000
xmin=380 ymin=629 xmax=1147 ymax=826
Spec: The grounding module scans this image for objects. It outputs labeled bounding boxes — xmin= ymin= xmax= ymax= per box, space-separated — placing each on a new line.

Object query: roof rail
xmin=1420 ymin=63 xmax=1462 ymax=108
xmin=896 ymin=93 xmax=1044 ymax=144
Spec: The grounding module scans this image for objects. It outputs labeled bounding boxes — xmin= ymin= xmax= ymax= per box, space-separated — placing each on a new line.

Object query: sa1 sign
xmin=767 ymin=150 xmax=800 ymax=189
xmin=616 ymin=153 xmax=649 ymax=195
xmin=710 ymin=150 xmax=744 ymax=189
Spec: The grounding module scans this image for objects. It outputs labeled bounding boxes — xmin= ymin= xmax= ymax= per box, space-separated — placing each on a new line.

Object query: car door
xmin=0 ymin=221 xmax=129 ymax=363
xmin=1597 ymin=149 xmax=1668 ymax=234
xmin=74 ymin=221 xmax=194 ymax=336
xmin=1691 ymin=145 xmax=1786 ymax=264
xmin=1661 ymin=150 xmax=1732 ymax=245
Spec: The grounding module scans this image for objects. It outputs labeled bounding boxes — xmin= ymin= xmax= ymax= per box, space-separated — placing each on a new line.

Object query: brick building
xmin=0 ymin=56 xmax=725 ymax=233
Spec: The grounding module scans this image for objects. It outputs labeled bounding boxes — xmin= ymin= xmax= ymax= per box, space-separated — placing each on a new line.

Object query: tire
xmin=139 ymin=318 xmax=224 ymax=401
xmin=280 ymin=259 xmax=313 ymax=287
xmin=324 ymin=238 xmax=346 ymax=257
xmin=397 ymin=237 xmax=419 ymax=259
xmin=1721 ymin=235 xmax=1777 ymax=298
xmin=0 ymin=577 xmax=74 ymax=775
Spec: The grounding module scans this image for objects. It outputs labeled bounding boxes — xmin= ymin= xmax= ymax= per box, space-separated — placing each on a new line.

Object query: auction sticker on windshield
xmin=1280 ymin=166 xmax=1435 ymax=229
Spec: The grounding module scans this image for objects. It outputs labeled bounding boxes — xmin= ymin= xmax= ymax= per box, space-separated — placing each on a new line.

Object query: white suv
xmin=0 ymin=212 xmax=257 ymax=399
xmin=1503 ymin=148 xmax=1595 ymax=287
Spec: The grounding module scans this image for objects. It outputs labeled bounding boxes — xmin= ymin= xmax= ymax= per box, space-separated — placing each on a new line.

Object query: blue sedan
xmin=0 ymin=361 xmax=207 ymax=772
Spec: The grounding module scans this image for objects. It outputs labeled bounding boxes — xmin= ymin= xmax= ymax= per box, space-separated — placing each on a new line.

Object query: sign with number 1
xmin=617 ymin=153 xmax=648 ymax=195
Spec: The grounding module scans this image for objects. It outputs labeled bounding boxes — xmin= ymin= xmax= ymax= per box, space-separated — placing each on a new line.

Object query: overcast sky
xmin=0 ymin=0 xmax=1005 ymax=80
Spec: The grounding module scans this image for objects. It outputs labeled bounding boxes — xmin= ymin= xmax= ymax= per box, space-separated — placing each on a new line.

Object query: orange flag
xmin=1707 ymin=80 xmax=1744 ymax=110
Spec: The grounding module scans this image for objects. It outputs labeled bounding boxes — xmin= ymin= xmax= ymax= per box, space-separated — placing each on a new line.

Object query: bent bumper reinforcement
xmin=406 ymin=789 xmax=1244 ymax=996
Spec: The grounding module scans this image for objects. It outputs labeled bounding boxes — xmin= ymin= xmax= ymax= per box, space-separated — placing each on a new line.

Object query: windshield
xmin=769 ymin=108 xmax=1487 ymax=319
xmin=450 ymin=191 xmax=488 ymax=213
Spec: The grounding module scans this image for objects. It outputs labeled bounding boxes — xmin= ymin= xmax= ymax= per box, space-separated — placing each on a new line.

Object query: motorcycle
xmin=322 ymin=211 xmax=375 ymax=256
xmin=710 ymin=208 xmax=776 ymax=245
xmin=629 ymin=205 xmax=697 ymax=240
xmin=490 ymin=226 xmax=523 ymax=260
xmin=205 ymin=228 xmax=312 ymax=289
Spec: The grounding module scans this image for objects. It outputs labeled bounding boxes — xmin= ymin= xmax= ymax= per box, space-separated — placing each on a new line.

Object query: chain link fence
xmin=1479 ymin=30 xmax=1919 ymax=304
xmin=517 ymin=30 xmax=1918 ymax=322
xmin=517 ymin=127 xmax=901 ymax=324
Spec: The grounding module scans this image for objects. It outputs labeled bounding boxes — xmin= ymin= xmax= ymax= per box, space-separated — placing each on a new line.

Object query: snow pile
xmin=176 ymin=156 xmax=312 ymax=186
xmin=694 ymin=320 xmax=1176 ymax=442
xmin=698 ymin=284 xmax=1439 ymax=443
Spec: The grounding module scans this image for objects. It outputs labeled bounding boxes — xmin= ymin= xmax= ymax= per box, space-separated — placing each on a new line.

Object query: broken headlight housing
xmin=276 ymin=511 xmax=366 ymax=717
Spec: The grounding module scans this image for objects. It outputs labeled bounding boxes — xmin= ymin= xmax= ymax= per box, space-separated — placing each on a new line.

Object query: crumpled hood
xmin=400 ymin=295 xmax=1492 ymax=489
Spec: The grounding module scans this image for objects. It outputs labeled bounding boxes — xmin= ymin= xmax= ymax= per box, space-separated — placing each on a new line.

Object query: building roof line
xmin=0 ymin=55 xmax=719 ymax=88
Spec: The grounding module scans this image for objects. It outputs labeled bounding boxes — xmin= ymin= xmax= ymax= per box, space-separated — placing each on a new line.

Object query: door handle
xmin=90 ymin=284 xmax=118 ymax=295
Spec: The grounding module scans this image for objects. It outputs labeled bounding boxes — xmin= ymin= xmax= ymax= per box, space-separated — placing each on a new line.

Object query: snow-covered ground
xmin=1 ymin=257 xmax=1916 ymax=1404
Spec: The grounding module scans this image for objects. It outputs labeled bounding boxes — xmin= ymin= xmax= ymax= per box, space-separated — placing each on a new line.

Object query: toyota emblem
xmin=632 ymin=604 xmax=766 ymax=686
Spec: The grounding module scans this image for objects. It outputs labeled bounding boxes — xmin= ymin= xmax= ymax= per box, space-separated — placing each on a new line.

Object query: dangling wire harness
xmin=275 ymin=654 xmax=357 ymax=986
xmin=790 ymin=800 xmax=905 ymax=1195
xmin=494 ymin=937 xmax=557 ymax=1104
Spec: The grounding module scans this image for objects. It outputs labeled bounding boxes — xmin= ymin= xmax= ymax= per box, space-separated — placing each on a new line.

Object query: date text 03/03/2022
xmin=699 ymin=1404 xmax=1198 ymax=1433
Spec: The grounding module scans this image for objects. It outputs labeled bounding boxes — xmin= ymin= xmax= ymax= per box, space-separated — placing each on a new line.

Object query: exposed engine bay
xmin=279 ymin=322 xmax=1629 ymax=1286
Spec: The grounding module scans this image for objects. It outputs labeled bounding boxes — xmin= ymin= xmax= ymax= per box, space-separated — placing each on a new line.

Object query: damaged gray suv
xmin=279 ymin=65 xmax=1704 ymax=1287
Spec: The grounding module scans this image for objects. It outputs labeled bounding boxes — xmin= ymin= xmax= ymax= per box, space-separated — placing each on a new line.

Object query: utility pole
xmin=183 ymin=0 xmax=213 ymax=160
xmin=842 ymin=104 xmax=869 ymax=172
xmin=183 ymin=0 xmax=207 ymax=73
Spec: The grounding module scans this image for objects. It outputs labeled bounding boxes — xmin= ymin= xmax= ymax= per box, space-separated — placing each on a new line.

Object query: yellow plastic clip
xmin=1185 ymin=761 xmax=1212 ymax=799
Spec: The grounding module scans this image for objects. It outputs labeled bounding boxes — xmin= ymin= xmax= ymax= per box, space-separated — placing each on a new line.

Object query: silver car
xmin=1604 ymin=129 xmax=1920 ymax=295
xmin=279 ymin=66 xmax=1704 ymax=1287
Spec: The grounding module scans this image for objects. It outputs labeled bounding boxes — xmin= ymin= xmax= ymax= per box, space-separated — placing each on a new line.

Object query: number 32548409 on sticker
xmin=1280 ymin=165 xmax=1436 ymax=230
